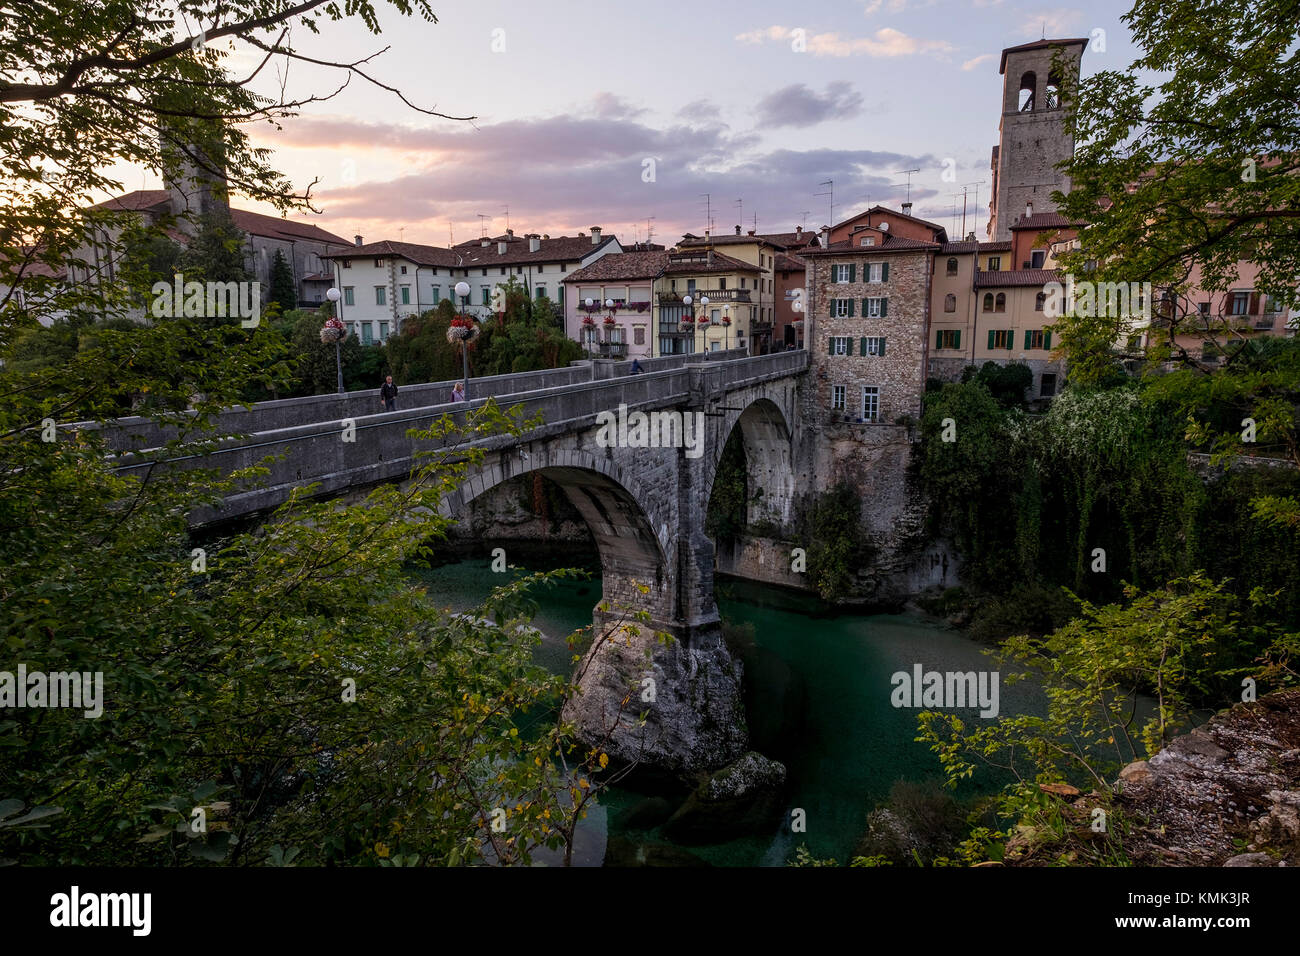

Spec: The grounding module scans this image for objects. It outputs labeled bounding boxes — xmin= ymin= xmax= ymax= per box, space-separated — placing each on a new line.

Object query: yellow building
xmin=655 ymin=248 xmax=762 ymax=356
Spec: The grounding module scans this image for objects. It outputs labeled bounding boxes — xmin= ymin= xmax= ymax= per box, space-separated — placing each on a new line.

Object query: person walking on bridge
xmin=451 ymin=381 xmax=466 ymax=403
xmin=379 ymin=375 xmax=399 ymax=412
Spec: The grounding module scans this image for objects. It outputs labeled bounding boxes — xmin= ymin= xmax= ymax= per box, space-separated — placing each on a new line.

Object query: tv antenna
xmin=816 ymin=180 xmax=833 ymax=228
xmin=895 ymin=168 xmax=921 ymax=204
xmin=961 ymin=180 xmax=985 ymax=238
xmin=800 ymin=210 xmax=810 ymax=230
xmin=645 ymin=216 xmax=656 ymax=246
xmin=700 ymin=193 xmax=713 ymax=236
xmin=735 ymin=198 xmax=743 ymax=233
xmin=476 ymin=213 xmax=489 ymax=238
xmin=502 ymin=205 xmax=509 ymax=233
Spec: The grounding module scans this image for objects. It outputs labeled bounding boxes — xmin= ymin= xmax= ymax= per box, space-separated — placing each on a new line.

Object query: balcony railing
xmin=657 ymin=289 xmax=753 ymax=305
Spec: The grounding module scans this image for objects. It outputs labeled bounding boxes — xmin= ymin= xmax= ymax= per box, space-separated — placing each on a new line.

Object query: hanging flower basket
xmin=602 ymin=316 xmax=617 ymax=326
xmin=581 ymin=315 xmax=596 ymax=327
xmin=319 ymin=317 xmax=347 ymax=344
xmin=446 ymin=316 xmax=480 ymax=344
xmin=722 ymin=317 xmax=731 ymax=326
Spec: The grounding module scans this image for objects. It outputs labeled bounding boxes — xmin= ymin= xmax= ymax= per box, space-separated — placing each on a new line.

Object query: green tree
xmin=175 ymin=208 xmax=251 ymax=290
xmin=268 ymin=249 xmax=297 ymax=314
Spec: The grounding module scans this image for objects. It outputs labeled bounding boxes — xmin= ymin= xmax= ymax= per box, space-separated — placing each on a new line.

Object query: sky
xmin=133 ymin=0 xmax=1144 ymax=247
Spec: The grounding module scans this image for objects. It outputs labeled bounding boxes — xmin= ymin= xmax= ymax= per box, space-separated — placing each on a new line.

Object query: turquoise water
xmin=413 ymin=556 xmax=1047 ymax=866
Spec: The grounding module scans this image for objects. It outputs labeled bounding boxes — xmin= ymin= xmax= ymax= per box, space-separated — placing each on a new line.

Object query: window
xmin=944 ymin=293 xmax=957 ymax=313
xmin=345 ymin=322 xmax=355 ymax=338
xmin=634 ymin=327 xmax=645 ymax=345
xmin=995 ymin=293 xmax=1006 ymax=313
xmin=1230 ymin=291 xmax=1251 ymax=315
xmin=710 ymin=308 xmax=720 ymax=324
xmin=988 ymin=256 xmax=1002 ymax=272
xmin=830 ymin=336 xmax=852 ymax=356
xmin=400 ymin=265 xmax=407 ymax=275
xmin=500 ymin=267 xmax=507 ymax=276
xmin=862 ymin=386 xmax=880 ymax=422
xmin=431 ymin=287 xmax=440 ymax=305
xmin=946 ymin=257 xmax=959 ymax=276
xmin=989 ymin=329 xmax=1014 ymax=350
xmin=536 ymin=285 xmax=546 ymax=300
xmin=861 ymin=336 xmax=886 ymax=356
xmin=516 ymin=267 xmax=523 ymax=274
xmin=687 ymin=279 xmax=696 ymax=293
xmin=379 ymin=321 xmax=389 ymax=341
xmin=375 ymin=286 xmax=386 ymax=306
xmin=343 ymin=287 xmax=355 ymax=306
xmin=1025 ymin=329 xmax=1051 ymax=350
xmin=374 ymin=258 xmax=384 ymax=267
xmin=1045 ymin=72 xmax=1061 ymax=110
xmin=936 ymin=329 xmax=961 ymax=350
xmin=865 ymin=262 xmax=887 ymax=283
xmin=1267 ymin=295 xmax=1286 ymax=313
xmin=1018 ymin=71 xmax=1036 ymax=112
xmin=719 ymin=278 xmax=727 ymax=290
xmin=1040 ymin=373 xmax=1057 ymax=397
xmin=860 ymin=237 xmax=876 ymax=246
xmin=538 ymin=265 xmax=545 ymax=273
xmin=740 ymin=277 xmax=747 ymax=289
xmin=832 ymin=264 xmax=853 ymax=283
xmin=831 ymin=384 xmax=846 ymax=411
xmin=342 ymin=260 xmax=351 ymax=269
xmin=561 ymin=263 xmax=567 ymax=272
xmin=1035 ymin=292 xmax=1046 ymax=311
xmin=558 ymin=286 xmax=565 ymax=305
xmin=864 ymin=297 xmax=886 ymax=317
xmin=400 ymin=286 xmax=410 ymax=305
xmin=982 ymin=293 xmax=994 ymax=312
xmin=362 ymin=323 xmax=374 ymax=345
xmin=832 ymin=298 xmax=852 ymax=318
xmin=481 ymin=286 xmax=490 ymax=306
xmin=1031 ymin=250 xmax=1046 ymax=269
xmin=432 ymin=267 xmax=439 ymax=275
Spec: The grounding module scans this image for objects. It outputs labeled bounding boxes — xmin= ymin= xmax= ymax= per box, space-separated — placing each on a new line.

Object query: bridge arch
xmin=706 ymin=395 xmax=796 ymax=528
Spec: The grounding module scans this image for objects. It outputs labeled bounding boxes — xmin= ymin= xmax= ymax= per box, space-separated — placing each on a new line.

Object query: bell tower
xmin=987 ymin=38 xmax=1087 ymax=241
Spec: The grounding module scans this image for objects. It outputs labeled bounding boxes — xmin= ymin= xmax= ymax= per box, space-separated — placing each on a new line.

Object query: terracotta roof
xmin=978 ymin=240 xmax=1013 ymax=252
xmin=755 ymin=231 xmax=819 ymax=249
xmin=1 ymin=247 xmax=67 ymax=280
xmin=802 ymin=234 xmax=941 ymax=255
xmin=564 ymin=250 xmax=669 ymax=283
xmin=323 ymin=239 xmax=463 ymax=268
xmin=1009 ymin=212 xmax=1084 ymax=231
xmin=999 ymin=38 xmax=1090 ymax=74
xmin=974 ymin=268 xmax=1062 ymax=288
xmin=677 ymin=233 xmax=789 ymax=250
xmin=774 ymin=252 xmax=806 ymax=271
xmin=830 ymin=204 xmax=946 ymax=238
xmin=663 ymin=249 xmax=761 ymax=274
xmin=88 ymin=190 xmax=350 ymax=245
xmin=456 ymin=234 xmax=619 ymax=267
xmin=940 ymin=241 xmax=980 ymax=254
xmin=300 ymin=272 xmax=332 ymax=282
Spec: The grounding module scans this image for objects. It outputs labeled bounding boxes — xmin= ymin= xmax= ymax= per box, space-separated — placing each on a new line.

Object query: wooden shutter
xmin=863 ymin=298 xmax=870 ymax=316
xmin=849 ymin=264 xmax=856 ymax=282
xmin=828 ymin=337 xmax=835 ymax=355
xmin=848 ymin=298 xmax=856 ymax=317
xmin=1043 ymin=330 xmax=1051 ymax=350
xmin=987 ymin=329 xmax=995 ymax=349
xmin=954 ymin=330 xmax=961 ymax=349
xmin=1249 ymin=292 xmax=1260 ymax=314
xmin=882 ymin=262 xmax=889 ymax=281
xmin=879 ymin=337 xmax=887 ymax=356
xmin=936 ymin=330 xmax=943 ymax=350
xmin=860 ymin=336 xmax=868 ymax=355
xmin=846 ymin=336 xmax=855 ymax=355
xmin=1006 ymin=331 xmax=1014 ymax=351
xmin=1024 ymin=329 xmax=1033 ymax=349
xmin=880 ymin=298 xmax=888 ymax=317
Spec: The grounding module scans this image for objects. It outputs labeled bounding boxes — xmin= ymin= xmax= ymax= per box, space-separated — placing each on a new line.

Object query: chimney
xmin=481 ymin=239 xmax=490 ymax=247
xmin=590 ymin=226 xmax=602 ymax=245
xmin=507 ymin=228 xmax=514 ymax=237
xmin=747 ymin=229 xmax=755 ymax=236
xmin=820 ymin=226 xmax=830 ymax=247
xmin=795 ymin=225 xmax=803 ymax=236
xmin=901 ymin=201 xmax=912 ymax=216
xmin=354 ymin=235 xmax=363 ymax=247
xmin=1026 ymin=201 xmax=1033 ymax=219
xmin=735 ymin=224 xmax=741 ymax=235
xmin=498 ymin=241 xmax=508 ymax=255
xmin=529 ymin=236 xmax=540 ymax=252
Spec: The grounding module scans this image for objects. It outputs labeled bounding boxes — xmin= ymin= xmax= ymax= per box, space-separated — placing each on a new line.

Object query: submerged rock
xmin=662 ymin=751 xmax=787 ymax=845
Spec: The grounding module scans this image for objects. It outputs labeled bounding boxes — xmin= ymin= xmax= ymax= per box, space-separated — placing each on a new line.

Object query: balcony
xmin=657 ymin=289 xmax=753 ymax=305
xmin=598 ymin=341 xmax=628 ymax=359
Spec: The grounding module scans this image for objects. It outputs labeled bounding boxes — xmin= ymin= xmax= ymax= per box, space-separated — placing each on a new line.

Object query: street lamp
xmin=683 ymin=294 xmax=709 ymax=354
xmin=448 ymin=280 xmax=477 ymax=400
xmin=323 ymin=287 xmax=346 ymax=394
xmin=791 ymin=289 xmax=805 ymax=350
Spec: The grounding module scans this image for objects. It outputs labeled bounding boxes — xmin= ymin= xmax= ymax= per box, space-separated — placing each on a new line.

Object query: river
xmin=412 ymin=555 xmax=1048 ymax=866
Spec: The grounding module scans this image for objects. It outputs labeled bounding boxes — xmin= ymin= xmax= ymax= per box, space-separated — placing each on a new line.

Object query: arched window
xmin=946 ymin=257 xmax=958 ymax=276
xmin=944 ymin=293 xmax=957 ymax=313
xmin=1018 ymin=71 xmax=1036 ymax=112
xmin=995 ymin=293 xmax=1007 ymax=313
xmin=982 ymin=292 xmax=994 ymax=312
xmin=1046 ymin=72 xmax=1060 ymax=109
xmin=1034 ymin=291 xmax=1046 ymax=312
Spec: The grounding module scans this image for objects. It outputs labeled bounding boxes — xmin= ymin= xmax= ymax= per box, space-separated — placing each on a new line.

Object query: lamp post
xmin=682 ymin=293 xmax=709 ymax=354
xmin=324 ymin=287 xmax=345 ymax=394
xmin=792 ymin=290 xmax=805 ymax=350
xmin=582 ymin=297 xmax=597 ymax=358
xmin=722 ymin=307 xmax=731 ymax=351
xmin=450 ymin=281 xmax=476 ymax=400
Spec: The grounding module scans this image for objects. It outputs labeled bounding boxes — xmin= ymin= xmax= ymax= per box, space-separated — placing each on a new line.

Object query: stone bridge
xmin=104 ymin=348 xmax=812 ymax=774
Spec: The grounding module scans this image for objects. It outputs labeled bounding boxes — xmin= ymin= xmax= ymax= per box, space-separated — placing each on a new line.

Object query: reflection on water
xmin=412 ymin=557 xmax=1048 ymax=866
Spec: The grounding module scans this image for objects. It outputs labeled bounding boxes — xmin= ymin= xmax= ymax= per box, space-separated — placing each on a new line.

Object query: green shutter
xmin=846 ymin=337 xmax=854 ymax=356
xmin=879 ymin=337 xmax=887 ymax=356
xmin=988 ymin=329 xmax=995 ymax=350
xmin=1044 ymin=330 xmax=1052 ymax=350
xmin=1007 ymin=331 xmax=1015 ymax=351
xmin=863 ymin=298 xmax=870 ymax=316
xmin=828 ymin=336 xmax=835 ymax=355
xmin=954 ymin=329 xmax=961 ymax=349
xmin=882 ymin=262 xmax=889 ymax=282
xmin=880 ymin=298 xmax=887 ymax=317
xmin=936 ymin=330 xmax=943 ymax=350
xmin=849 ymin=264 xmax=856 ymax=282
xmin=848 ymin=298 xmax=855 ymax=317
xmin=1025 ymin=329 xmax=1033 ymax=349
xmin=860 ymin=336 xmax=867 ymax=355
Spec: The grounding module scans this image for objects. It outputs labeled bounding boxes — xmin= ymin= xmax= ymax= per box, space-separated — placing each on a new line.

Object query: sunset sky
xmin=131 ymin=0 xmax=1142 ymax=247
